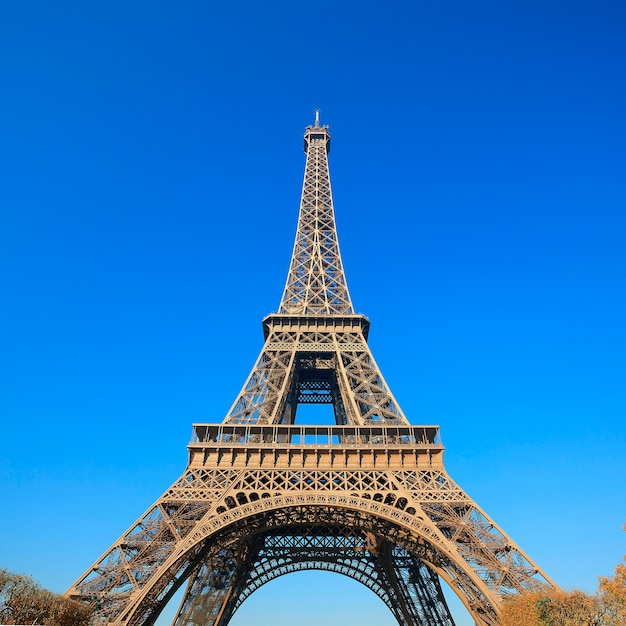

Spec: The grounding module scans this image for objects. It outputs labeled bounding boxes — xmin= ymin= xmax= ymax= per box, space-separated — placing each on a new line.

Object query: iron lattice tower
xmin=67 ymin=113 xmax=557 ymax=626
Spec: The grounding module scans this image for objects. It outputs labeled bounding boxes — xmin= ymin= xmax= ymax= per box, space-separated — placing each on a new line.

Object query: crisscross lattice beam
xmin=279 ymin=117 xmax=353 ymax=315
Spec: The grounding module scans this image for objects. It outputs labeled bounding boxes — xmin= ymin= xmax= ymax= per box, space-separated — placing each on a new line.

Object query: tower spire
xmin=279 ymin=118 xmax=353 ymax=315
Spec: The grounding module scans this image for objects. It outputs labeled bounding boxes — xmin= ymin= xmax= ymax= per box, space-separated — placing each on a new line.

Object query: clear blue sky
xmin=1 ymin=1 xmax=625 ymax=625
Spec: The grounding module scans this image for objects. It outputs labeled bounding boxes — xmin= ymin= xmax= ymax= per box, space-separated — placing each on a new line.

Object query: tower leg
xmin=382 ymin=546 xmax=456 ymax=626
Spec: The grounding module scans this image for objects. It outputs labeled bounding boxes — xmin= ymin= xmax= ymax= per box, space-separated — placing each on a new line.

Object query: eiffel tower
xmin=67 ymin=112 xmax=556 ymax=626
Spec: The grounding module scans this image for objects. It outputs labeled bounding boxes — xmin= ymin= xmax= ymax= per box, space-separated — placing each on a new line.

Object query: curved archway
xmin=172 ymin=526 xmax=456 ymax=626
xmin=176 ymin=546 xmax=405 ymax=626
xmin=109 ymin=499 xmax=499 ymax=626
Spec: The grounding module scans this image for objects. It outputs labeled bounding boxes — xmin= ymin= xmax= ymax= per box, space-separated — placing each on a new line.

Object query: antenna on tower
xmin=314 ymin=109 xmax=321 ymax=127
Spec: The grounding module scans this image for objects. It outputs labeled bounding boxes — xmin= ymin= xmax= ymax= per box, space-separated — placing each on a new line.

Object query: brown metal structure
xmin=67 ymin=113 xmax=556 ymax=626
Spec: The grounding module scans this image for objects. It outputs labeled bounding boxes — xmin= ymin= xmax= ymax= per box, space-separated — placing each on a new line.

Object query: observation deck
xmin=262 ymin=313 xmax=370 ymax=340
xmin=188 ymin=424 xmax=444 ymax=470
xmin=303 ymin=109 xmax=331 ymax=153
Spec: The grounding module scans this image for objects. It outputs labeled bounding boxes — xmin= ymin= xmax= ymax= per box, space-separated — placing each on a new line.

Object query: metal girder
xmin=224 ymin=328 xmax=406 ymax=425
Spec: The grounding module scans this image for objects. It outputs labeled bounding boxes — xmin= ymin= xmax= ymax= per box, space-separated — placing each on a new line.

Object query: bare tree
xmin=0 ymin=569 xmax=92 ymax=626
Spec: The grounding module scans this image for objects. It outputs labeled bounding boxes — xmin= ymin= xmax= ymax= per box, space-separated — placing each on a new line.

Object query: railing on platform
xmin=190 ymin=424 xmax=442 ymax=447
